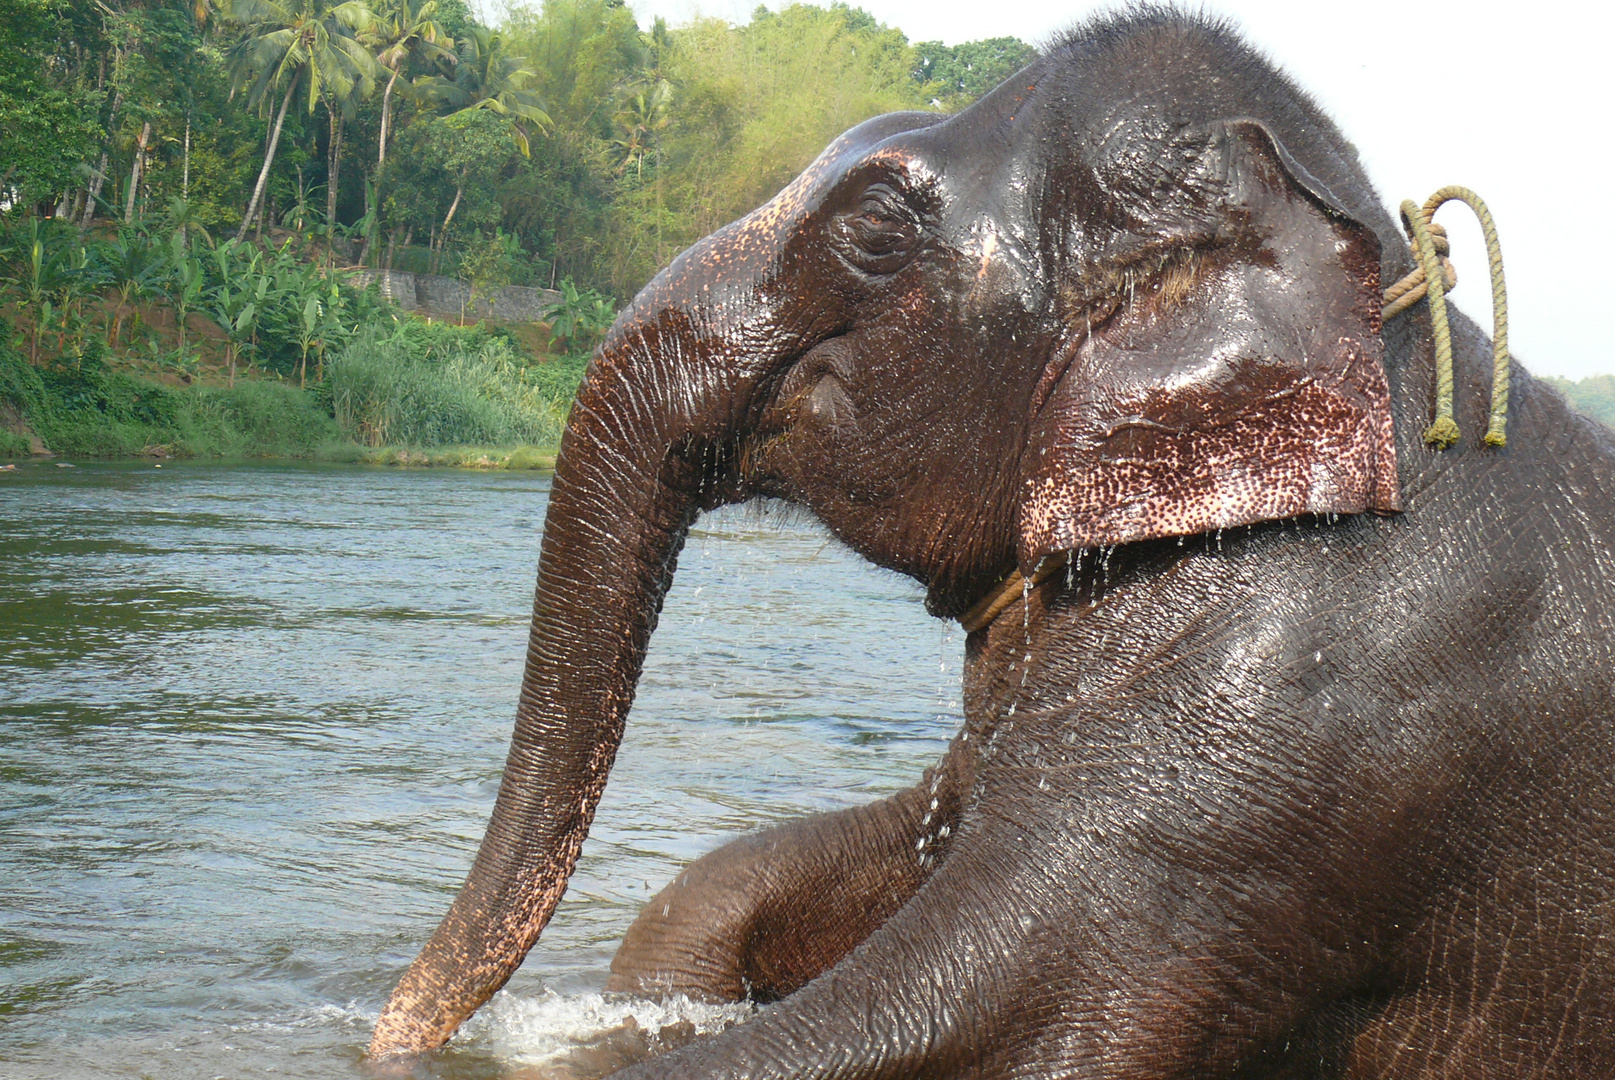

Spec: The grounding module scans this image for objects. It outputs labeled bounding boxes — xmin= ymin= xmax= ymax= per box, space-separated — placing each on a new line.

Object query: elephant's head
xmin=370 ymin=27 xmax=1400 ymax=1057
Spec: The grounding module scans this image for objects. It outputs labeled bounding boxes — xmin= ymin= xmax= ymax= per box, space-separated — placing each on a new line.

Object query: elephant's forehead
xmin=717 ymin=139 xmax=928 ymax=257
xmin=636 ymin=141 xmax=931 ymax=315
xmin=617 ymin=112 xmax=958 ymax=334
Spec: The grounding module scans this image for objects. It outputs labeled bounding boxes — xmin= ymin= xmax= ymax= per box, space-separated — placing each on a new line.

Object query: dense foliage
xmin=2 ymin=0 xmax=1033 ymax=301
xmin=0 ymin=0 xmax=1035 ymax=460
xmin=0 ymin=321 xmax=341 ymax=457
xmin=1549 ymin=375 xmax=1615 ymax=430
xmin=327 ymin=329 xmax=582 ymax=447
xmin=0 ymin=214 xmax=395 ymax=381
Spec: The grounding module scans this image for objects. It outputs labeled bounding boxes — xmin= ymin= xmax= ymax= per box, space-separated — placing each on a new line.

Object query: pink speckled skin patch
xmin=1019 ymin=123 xmax=1400 ymax=564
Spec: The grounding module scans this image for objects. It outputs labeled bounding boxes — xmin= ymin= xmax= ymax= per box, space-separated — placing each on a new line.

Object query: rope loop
xmin=1382 ymin=186 xmax=1511 ymax=449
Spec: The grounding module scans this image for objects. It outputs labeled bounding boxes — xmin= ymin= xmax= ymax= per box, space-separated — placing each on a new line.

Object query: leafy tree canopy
xmin=2 ymin=0 xmax=1037 ymax=302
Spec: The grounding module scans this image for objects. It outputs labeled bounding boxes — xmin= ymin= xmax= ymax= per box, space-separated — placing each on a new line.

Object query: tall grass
xmin=0 ymin=333 xmax=342 ymax=459
xmin=327 ymin=333 xmax=584 ymax=449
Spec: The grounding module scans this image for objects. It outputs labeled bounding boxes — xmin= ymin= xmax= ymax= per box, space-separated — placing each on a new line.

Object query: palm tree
xmin=413 ymin=26 xmax=551 ymax=263
xmin=322 ymin=80 xmax=364 ymax=261
xmin=357 ymin=0 xmax=450 ymax=264
xmin=367 ymin=0 xmax=449 ymax=172
xmin=414 ymin=26 xmax=551 ymax=155
xmin=610 ymin=80 xmax=671 ymax=178
xmin=222 ymin=0 xmax=379 ymax=243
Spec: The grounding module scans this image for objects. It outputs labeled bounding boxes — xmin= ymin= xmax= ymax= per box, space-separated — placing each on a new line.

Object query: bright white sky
xmin=509 ymin=0 xmax=1615 ymax=380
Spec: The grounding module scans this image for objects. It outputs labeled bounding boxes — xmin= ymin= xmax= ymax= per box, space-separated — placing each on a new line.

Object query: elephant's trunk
xmin=369 ymin=294 xmax=761 ymax=1057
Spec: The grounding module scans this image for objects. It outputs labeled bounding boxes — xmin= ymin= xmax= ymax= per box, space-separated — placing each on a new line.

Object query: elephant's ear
xmin=1018 ymin=119 xmax=1400 ymax=566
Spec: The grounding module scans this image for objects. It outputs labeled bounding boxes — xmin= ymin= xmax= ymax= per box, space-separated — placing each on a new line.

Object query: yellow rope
xmin=960 ymin=189 xmax=1515 ymax=634
xmin=958 ymin=558 xmax=1066 ymax=634
xmin=1381 ymin=222 xmax=1456 ymax=319
xmin=1382 ymin=186 xmax=1511 ymax=448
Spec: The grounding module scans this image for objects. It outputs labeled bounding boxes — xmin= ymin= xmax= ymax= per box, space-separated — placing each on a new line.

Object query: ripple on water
xmin=0 ymin=461 xmax=962 ymax=1078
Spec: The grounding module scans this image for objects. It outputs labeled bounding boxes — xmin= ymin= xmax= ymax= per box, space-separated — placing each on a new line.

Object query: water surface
xmin=0 ymin=461 xmax=962 ymax=1078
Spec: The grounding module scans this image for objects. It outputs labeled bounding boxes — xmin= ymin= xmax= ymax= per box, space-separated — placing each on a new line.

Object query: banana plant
xmin=7 ymin=221 xmax=80 ymax=363
xmin=541 ymin=278 xmax=616 ymax=356
xmin=244 ymin=262 xmax=280 ymax=368
xmin=295 ymin=285 xmax=324 ymax=388
xmin=53 ymin=242 xmax=98 ymax=355
xmin=205 ymin=240 xmax=266 ymax=386
xmin=99 ymin=229 xmax=169 ymax=348
xmin=312 ymin=277 xmax=347 ymax=383
xmin=167 ymin=232 xmax=208 ymax=361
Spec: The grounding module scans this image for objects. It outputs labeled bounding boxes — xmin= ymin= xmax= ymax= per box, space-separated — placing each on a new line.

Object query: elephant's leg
xmin=603 ymin=704 xmax=1425 ymax=1080
xmin=604 ymin=750 xmax=967 ymax=1004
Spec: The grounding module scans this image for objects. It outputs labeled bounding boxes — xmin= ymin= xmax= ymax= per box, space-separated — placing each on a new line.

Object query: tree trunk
xmin=84 ymin=147 xmax=112 ymax=225
xmin=83 ymin=49 xmax=122 ymax=226
xmin=433 ymin=183 xmax=463 ymax=276
xmin=124 ymin=121 xmax=152 ymax=224
xmin=378 ymin=64 xmax=400 ymax=169
xmin=326 ymin=104 xmax=344 ymax=267
xmin=358 ymin=64 xmax=403 ymax=269
xmin=178 ymin=116 xmax=192 ymax=246
xmin=237 ymin=72 xmax=302 ymax=243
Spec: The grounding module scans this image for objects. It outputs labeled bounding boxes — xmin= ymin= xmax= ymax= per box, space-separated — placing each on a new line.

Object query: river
xmin=0 ymin=461 xmax=963 ymax=1079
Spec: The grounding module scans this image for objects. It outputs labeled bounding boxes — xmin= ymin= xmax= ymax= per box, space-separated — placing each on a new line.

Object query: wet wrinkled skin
xmin=371 ymin=10 xmax=1615 ymax=1078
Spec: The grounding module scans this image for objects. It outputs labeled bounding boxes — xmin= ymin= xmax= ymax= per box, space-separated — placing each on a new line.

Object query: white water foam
xmin=470 ymin=990 xmax=754 ymax=1067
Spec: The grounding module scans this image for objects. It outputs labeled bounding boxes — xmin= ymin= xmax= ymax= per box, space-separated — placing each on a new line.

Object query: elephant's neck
xmin=958 ymin=538 xmax=1177 ymax=729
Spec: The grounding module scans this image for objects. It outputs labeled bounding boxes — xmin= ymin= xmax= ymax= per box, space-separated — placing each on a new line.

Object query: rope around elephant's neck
xmin=960 ymin=189 xmax=1514 ymax=634
xmin=1381 ymin=186 xmax=1511 ymax=449
xmin=958 ymin=556 xmax=1068 ymax=634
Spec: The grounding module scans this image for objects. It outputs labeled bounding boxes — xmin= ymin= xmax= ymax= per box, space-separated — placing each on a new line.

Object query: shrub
xmin=326 ymin=332 xmax=580 ymax=449
xmin=0 ymin=428 xmax=31 ymax=458
xmin=0 ymin=324 xmax=338 ymax=458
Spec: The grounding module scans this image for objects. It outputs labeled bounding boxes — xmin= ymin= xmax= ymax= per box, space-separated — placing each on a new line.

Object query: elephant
xmin=369 ymin=9 xmax=1615 ymax=1078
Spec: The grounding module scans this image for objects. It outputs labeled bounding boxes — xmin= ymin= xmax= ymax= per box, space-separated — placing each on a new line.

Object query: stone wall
xmin=347 ymin=269 xmax=561 ymax=324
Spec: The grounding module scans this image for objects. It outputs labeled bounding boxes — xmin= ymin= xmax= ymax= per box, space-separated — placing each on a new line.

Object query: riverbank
xmin=0 ymin=445 xmax=557 ymax=472
xmin=336 ymin=444 xmax=557 ymax=470
xmin=0 ymin=319 xmax=581 ymax=469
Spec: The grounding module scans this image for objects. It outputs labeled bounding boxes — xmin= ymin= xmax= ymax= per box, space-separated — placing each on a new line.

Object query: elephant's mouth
xmin=776 ymin=337 xmax=861 ymax=435
xmin=740 ymin=335 xmax=860 ymax=481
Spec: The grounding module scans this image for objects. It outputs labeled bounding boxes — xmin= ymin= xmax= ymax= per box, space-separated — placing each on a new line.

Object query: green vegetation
xmin=1549 ymin=375 xmax=1615 ymax=430
xmin=3 ymin=0 xmax=1027 ymax=293
xmin=0 ymin=326 xmax=340 ymax=457
xmin=2 ymin=0 xmax=1032 ymax=462
xmin=327 ymin=331 xmax=581 ymax=447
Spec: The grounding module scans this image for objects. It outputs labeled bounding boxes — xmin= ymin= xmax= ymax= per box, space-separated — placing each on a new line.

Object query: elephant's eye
xmin=836 ymin=184 xmax=921 ymax=273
